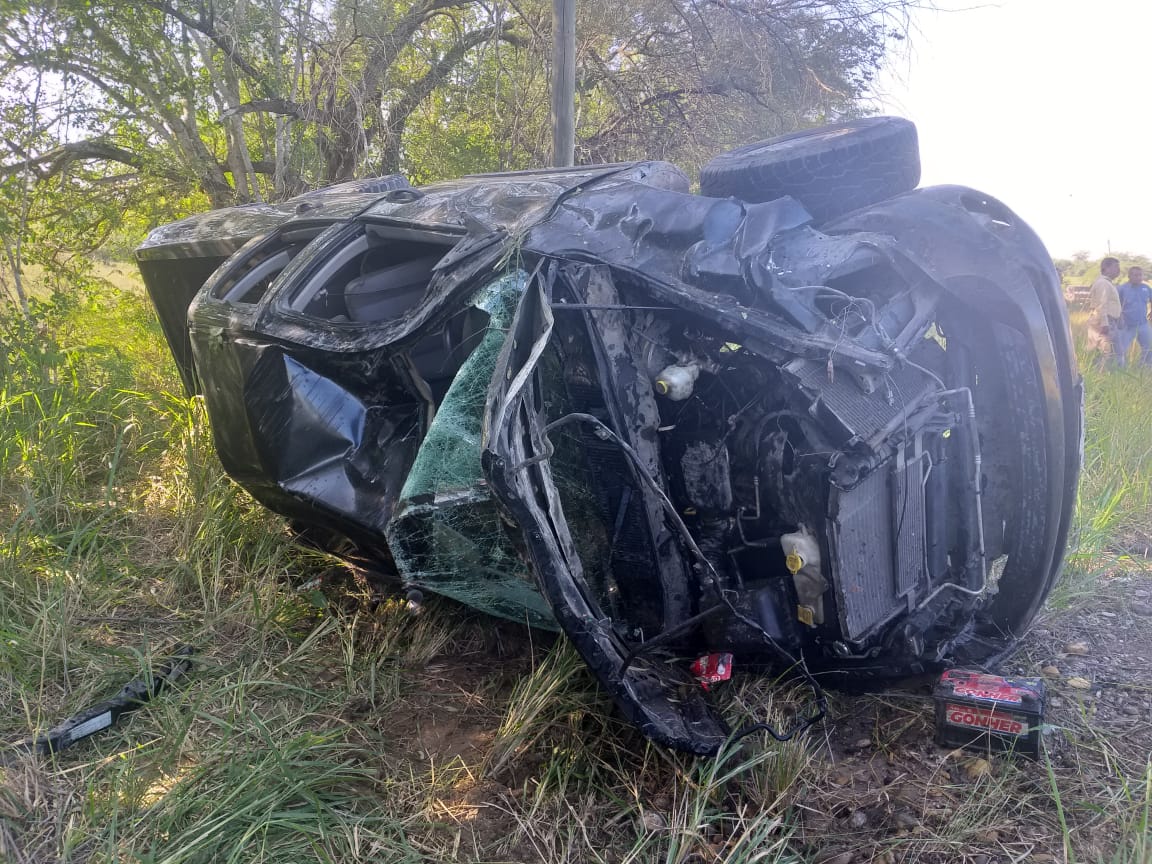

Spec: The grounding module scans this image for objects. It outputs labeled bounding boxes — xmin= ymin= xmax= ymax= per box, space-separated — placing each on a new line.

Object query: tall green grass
xmin=2 ymin=287 xmax=1149 ymax=862
xmin=1061 ymin=313 xmax=1152 ymax=604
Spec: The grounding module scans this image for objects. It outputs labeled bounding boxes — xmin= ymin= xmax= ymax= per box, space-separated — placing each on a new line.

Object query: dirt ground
xmin=792 ymin=562 xmax=1152 ymax=863
xmin=360 ymin=559 xmax=1152 ymax=863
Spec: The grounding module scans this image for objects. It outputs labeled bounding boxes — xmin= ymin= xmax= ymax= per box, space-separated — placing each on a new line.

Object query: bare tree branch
xmin=0 ymin=139 xmax=181 ymax=181
xmin=137 ymin=0 xmax=276 ymax=96
xmin=221 ymin=97 xmax=313 ymax=121
xmin=375 ymin=22 xmax=524 ymax=173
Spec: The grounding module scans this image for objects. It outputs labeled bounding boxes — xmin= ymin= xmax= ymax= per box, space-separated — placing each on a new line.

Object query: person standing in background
xmin=1115 ymin=265 xmax=1152 ymax=367
xmin=1088 ymin=257 xmax=1122 ymax=364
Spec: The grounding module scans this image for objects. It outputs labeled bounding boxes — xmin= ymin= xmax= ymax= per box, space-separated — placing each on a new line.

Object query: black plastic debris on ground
xmin=10 ymin=646 xmax=194 ymax=757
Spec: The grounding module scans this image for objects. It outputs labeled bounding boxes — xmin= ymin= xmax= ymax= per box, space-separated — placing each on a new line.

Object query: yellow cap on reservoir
xmin=785 ymin=549 xmax=803 ymax=574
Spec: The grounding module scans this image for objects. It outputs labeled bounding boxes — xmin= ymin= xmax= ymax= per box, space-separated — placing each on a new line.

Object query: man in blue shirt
xmin=1115 ymin=265 xmax=1152 ymax=367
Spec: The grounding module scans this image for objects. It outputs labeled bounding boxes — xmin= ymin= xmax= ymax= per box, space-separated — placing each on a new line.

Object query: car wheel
xmin=699 ymin=116 xmax=920 ymax=223
xmin=827 ymin=185 xmax=1082 ymax=663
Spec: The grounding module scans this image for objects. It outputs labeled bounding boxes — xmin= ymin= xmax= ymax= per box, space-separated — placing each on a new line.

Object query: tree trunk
xmin=321 ymin=117 xmax=363 ymax=183
xmin=223 ymin=60 xmax=262 ymax=202
xmin=378 ymin=117 xmax=406 ymax=175
xmin=2 ymin=236 xmax=30 ymax=317
xmin=274 ymin=116 xmax=291 ymax=198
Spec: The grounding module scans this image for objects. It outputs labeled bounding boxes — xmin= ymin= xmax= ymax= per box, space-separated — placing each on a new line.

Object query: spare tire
xmin=699 ymin=116 xmax=920 ymax=223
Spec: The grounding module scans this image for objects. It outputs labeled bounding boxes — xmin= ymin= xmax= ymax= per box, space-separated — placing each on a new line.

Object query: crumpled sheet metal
xmin=137 ymin=163 xmax=687 ymax=263
xmin=481 ymin=272 xmax=731 ymax=754
xmin=167 ymin=171 xmax=1078 ymax=653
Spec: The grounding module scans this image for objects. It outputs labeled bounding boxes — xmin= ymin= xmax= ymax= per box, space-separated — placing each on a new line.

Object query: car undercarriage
xmin=137 ymin=119 xmax=1082 ymax=755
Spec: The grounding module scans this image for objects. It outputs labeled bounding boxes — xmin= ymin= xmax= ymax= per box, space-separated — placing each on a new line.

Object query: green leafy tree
xmin=0 ymin=0 xmax=912 ymax=275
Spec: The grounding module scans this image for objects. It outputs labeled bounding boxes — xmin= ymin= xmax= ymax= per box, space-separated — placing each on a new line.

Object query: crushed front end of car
xmin=137 ymin=128 xmax=1082 ymax=756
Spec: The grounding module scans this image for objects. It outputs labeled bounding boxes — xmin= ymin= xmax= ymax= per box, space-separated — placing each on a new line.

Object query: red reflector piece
xmin=933 ymin=669 xmax=1046 ymax=758
xmin=691 ymin=653 xmax=733 ymax=691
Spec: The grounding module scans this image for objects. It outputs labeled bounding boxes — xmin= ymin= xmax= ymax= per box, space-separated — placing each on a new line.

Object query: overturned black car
xmin=137 ymin=118 xmax=1082 ymax=755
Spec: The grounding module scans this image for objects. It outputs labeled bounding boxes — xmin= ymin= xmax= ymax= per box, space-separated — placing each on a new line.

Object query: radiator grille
xmin=831 ymin=456 xmax=926 ymax=640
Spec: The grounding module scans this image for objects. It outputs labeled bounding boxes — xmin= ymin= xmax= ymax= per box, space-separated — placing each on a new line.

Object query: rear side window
xmin=211 ymin=227 xmax=325 ymax=305
xmin=287 ymin=228 xmax=448 ymax=324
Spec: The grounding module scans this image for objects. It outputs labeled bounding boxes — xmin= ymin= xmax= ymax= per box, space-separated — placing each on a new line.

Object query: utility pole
xmin=551 ymin=0 xmax=575 ymax=167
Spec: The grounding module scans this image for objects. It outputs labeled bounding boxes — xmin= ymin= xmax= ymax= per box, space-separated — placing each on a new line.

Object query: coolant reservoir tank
xmin=781 ymin=526 xmax=826 ymax=626
xmin=654 ymin=362 xmax=701 ymax=401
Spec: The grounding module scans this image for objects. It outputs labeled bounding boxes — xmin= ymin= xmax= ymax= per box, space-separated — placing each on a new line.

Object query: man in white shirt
xmin=1088 ymin=257 xmax=1122 ymax=363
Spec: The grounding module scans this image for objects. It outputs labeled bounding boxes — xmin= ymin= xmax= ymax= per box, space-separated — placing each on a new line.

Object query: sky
xmin=872 ymin=0 xmax=1150 ymax=258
